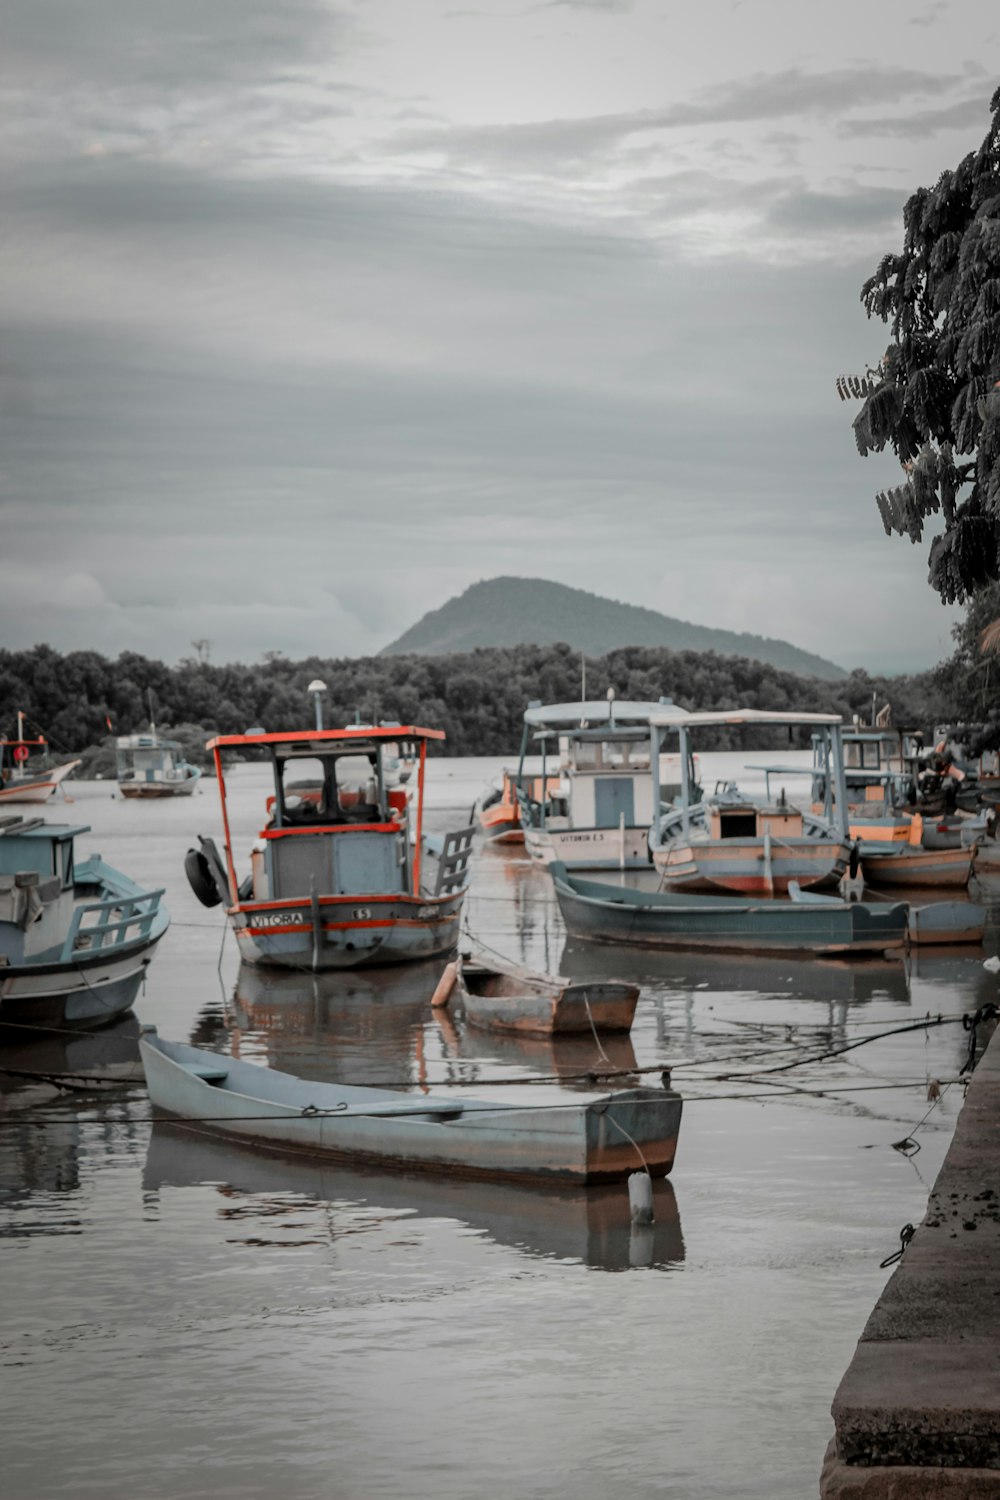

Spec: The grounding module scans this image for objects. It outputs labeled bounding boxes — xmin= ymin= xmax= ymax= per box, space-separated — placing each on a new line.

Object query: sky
xmin=1 ymin=0 xmax=996 ymax=674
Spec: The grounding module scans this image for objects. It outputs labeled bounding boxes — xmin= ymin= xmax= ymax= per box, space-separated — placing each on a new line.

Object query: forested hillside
xmin=381 ymin=577 xmax=847 ymax=680
xmin=0 ymin=642 xmax=946 ymax=761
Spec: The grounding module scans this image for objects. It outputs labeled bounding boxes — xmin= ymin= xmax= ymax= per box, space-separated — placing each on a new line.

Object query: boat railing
xmin=60 ymin=888 xmax=166 ymax=961
xmin=431 ymin=826 xmax=476 ymax=896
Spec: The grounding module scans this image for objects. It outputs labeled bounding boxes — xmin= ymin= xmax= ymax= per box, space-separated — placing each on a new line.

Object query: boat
xmin=116 ymin=731 xmax=201 ymax=798
xmin=185 ymin=719 xmax=474 ymax=971
xmin=550 ymin=863 xmax=908 ymax=956
xmin=649 ymin=709 xmax=854 ymax=896
xmin=143 ymin=1123 xmax=686 ymax=1272
xmin=139 ymin=1031 xmax=684 ymax=1183
xmin=0 ymin=713 xmax=80 ymax=805
xmin=852 ymin=838 xmax=974 ymax=888
xmin=754 ymin=742 xmax=975 ymax=889
xmin=0 ymin=814 xmax=169 ymax=1027
xmin=516 ymin=698 xmax=694 ymax=870
xmin=906 ymin=901 xmax=985 ymax=946
xmin=433 ymin=954 xmax=639 ymax=1036
xmin=477 ymin=769 xmax=526 ymax=843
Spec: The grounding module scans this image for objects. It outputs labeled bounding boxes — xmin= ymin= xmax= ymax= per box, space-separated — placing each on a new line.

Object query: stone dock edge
xmin=821 ymin=1018 xmax=1000 ymax=1498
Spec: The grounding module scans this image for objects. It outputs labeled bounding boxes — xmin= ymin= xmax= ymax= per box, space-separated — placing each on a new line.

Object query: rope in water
xmin=0 ymin=1076 xmax=968 ymax=1125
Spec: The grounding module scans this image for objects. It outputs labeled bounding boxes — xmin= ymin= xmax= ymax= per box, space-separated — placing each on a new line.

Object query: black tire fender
xmin=185 ymin=847 xmax=222 ymax=908
xmin=849 ymin=842 xmax=861 ymax=880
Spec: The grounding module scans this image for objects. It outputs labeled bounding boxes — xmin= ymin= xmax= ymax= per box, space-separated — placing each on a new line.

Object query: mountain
xmin=380 ymin=577 xmax=847 ymax=680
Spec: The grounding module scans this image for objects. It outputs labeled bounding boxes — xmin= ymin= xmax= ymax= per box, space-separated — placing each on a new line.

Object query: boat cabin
xmin=116 ymin=733 xmax=192 ymax=788
xmin=516 ymin=700 xmax=692 ymax=832
xmin=206 ymin=725 xmax=444 ymax=908
xmin=0 ymin=816 xmax=84 ymax=962
xmin=707 ymin=796 xmax=804 ymax=842
xmin=535 ymin=727 xmax=691 ymax=831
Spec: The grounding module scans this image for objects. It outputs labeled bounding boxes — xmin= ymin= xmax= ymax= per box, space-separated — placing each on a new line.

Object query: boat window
xmin=280 ymin=756 xmax=330 ymax=823
xmin=334 ymin=754 xmax=380 ymax=817
xmin=719 ymin=810 xmax=758 ymax=839
xmin=572 ymin=742 xmax=599 ymax=769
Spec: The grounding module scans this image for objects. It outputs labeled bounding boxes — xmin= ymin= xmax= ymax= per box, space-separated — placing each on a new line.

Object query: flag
xmin=105 ymin=715 xmax=113 ymax=731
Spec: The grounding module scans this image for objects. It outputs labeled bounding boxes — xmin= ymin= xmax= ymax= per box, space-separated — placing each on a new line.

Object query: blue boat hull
xmin=549 ymin=864 xmax=908 ymax=956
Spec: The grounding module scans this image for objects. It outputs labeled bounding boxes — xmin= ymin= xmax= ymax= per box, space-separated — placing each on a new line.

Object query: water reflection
xmin=222 ymin=958 xmax=446 ymax=1086
xmin=0 ymin=1016 xmax=145 ymax=1233
xmin=558 ymin=940 xmax=913 ymax=1007
xmin=0 ymin=1014 xmax=144 ymax=1104
xmin=430 ymin=1004 xmax=640 ymax=1090
xmin=144 ymin=1122 xmax=685 ymax=1273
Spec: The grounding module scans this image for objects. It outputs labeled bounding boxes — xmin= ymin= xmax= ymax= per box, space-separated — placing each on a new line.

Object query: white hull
xmin=523 ymin=825 xmax=651 ymax=870
xmin=0 ymin=761 xmax=80 ymax=804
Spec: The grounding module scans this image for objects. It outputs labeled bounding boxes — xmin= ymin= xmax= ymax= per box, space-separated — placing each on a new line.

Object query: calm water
xmin=3 ymin=755 xmax=998 ymax=1500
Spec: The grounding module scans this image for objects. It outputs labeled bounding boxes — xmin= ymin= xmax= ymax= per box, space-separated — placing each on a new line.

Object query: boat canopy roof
xmin=117 ymin=733 xmax=181 ymax=751
xmin=650 ymin=707 xmax=844 ymax=729
xmin=524 ymin=700 xmax=687 ymax=729
xmin=0 ymin=816 xmax=89 ymax=841
xmin=207 ymin=725 xmax=445 ymax=751
xmin=533 ymin=724 xmax=656 ymax=744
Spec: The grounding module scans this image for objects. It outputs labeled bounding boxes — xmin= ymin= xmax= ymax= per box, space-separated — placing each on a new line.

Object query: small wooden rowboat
xmin=433 ymin=956 xmax=639 ymax=1037
xmin=139 ymin=1032 xmax=683 ymax=1183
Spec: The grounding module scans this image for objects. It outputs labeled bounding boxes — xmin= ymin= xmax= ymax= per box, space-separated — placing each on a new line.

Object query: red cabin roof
xmin=206 ymin=726 xmax=445 ymax=751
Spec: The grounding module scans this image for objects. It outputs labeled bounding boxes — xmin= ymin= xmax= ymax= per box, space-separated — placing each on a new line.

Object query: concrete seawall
xmin=821 ymin=1019 xmax=1000 ymax=1498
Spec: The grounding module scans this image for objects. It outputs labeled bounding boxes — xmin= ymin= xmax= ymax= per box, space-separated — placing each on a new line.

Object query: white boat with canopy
xmin=516 ymin=698 xmax=693 ymax=871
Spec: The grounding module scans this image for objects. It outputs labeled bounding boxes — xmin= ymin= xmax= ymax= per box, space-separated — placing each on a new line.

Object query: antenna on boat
xmin=607 ymin=686 xmax=616 ymax=727
xmin=580 ymin=651 xmax=586 ymax=726
xmin=148 ymin=689 xmax=156 ymax=735
xmin=308 ymin=679 xmax=327 ymax=731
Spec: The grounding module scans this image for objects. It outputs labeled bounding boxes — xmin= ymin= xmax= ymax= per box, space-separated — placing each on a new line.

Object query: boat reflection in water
xmin=143 ymin=1123 xmax=685 ymax=1273
xmin=227 ymin=958 xmax=642 ymax=1095
xmin=227 ymin=957 xmax=446 ymax=1087
xmin=0 ymin=1012 xmax=144 ymax=1102
xmin=430 ymin=1001 xmax=641 ymax=1092
xmin=0 ymin=1015 xmax=145 ymax=1225
xmin=556 ymin=939 xmax=913 ymax=1009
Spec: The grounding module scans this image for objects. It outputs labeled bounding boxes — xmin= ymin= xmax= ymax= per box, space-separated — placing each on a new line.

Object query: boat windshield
xmin=276 ymin=750 xmax=385 ymax=826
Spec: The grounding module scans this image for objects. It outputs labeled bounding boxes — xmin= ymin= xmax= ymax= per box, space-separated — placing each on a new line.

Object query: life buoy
xmin=13 ymin=745 xmax=29 ymax=763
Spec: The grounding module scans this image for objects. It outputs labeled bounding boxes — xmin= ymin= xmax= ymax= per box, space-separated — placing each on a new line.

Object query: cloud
xmin=839 ymin=93 xmax=992 ymax=140
xmin=0 ymin=154 xmax=960 ymax=670
xmin=388 ymin=65 xmax=977 ymax=171
xmin=3 ymin=0 xmax=349 ymax=90
xmin=764 ymin=184 xmax=906 ymax=233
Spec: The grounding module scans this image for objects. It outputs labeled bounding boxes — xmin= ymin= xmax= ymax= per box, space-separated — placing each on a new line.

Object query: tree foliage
xmin=845 ymin=86 xmax=1000 ymax=603
xmin=0 ymin=642 xmax=948 ymax=760
xmin=932 ymin=580 xmax=1000 ymax=725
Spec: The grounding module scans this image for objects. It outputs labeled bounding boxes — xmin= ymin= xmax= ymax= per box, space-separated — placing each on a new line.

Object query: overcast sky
xmin=1 ymin=0 xmax=996 ymax=673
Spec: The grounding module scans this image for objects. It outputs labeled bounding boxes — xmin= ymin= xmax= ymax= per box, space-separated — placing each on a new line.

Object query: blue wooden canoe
xmin=549 ymin=863 xmax=908 ymax=956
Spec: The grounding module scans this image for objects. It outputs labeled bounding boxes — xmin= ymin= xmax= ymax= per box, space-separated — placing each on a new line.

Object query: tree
xmin=840 ymin=87 xmax=1000 ymax=604
xmin=935 ymin=581 xmax=1000 ymax=720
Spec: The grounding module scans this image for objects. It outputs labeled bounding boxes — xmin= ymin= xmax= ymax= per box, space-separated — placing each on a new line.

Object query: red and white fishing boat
xmin=186 ymin=719 xmax=474 ymax=971
xmin=0 ymin=714 xmax=80 ymax=805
